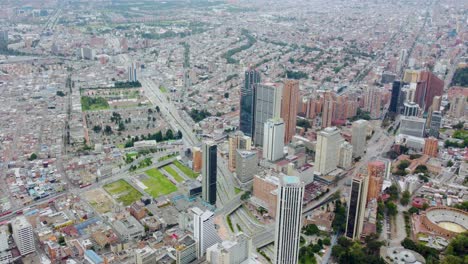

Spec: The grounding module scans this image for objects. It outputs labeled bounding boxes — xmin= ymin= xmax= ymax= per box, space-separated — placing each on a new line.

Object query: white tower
xmin=274 ymin=175 xmax=304 ymax=264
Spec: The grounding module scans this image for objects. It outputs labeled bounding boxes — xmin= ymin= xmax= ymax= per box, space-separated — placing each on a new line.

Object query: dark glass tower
xmin=389 ymin=81 xmax=401 ymax=113
xmin=240 ymin=69 xmax=261 ymax=138
xmin=345 ymin=175 xmax=368 ymax=240
xmin=202 ymin=141 xmax=217 ymax=205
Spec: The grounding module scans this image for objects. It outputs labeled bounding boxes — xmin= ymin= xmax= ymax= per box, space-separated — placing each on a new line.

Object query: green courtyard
xmin=143 ymin=168 xmax=178 ymax=197
xmin=103 ymin=179 xmax=142 ymax=206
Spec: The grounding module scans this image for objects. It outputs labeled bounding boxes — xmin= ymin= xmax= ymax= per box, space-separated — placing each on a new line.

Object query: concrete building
xmin=403 ymin=70 xmax=420 ymax=83
xmin=274 ymin=176 xmax=304 ymax=264
xmin=240 ymin=69 xmax=261 ymax=138
xmin=367 ymin=161 xmax=385 ymax=203
xmin=315 ymin=127 xmax=343 ymax=175
xmin=192 ymin=207 xmax=221 ymax=258
xmin=202 ymin=141 xmax=217 ymax=205
xmin=254 ymin=83 xmax=282 ymax=146
xmin=0 ymin=31 xmax=7 ymax=50
xmin=84 ymin=250 xmax=104 ymax=264
xmin=235 ymin=150 xmax=258 ymax=186
xmin=423 ymin=137 xmax=438 ymax=158
xmin=175 ymin=235 xmax=197 ymax=264
xmin=252 ymin=174 xmax=279 ymax=219
xmin=428 ymin=111 xmax=442 ymax=138
xmin=206 ymin=234 xmax=252 ymax=264
xmin=345 ymin=174 xmax=369 ymax=240
xmin=366 ymin=87 xmax=382 ymax=119
xmin=281 ymin=80 xmax=299 ymax=143
xmin=263 ymin=119 xmax=285 ymax=162
xmin=128 ymin=62 xmax=138 ymax=82
xmin=351 ymin=120 xmax=368 ymax=158
xmin=338 ymin=142 xmax=353 ymax=169
xmin=400 ymin=116 xmax=426 ymax=138
xmin=403 ymin=101 xmax=420 ymax=117
xmin=449 ymin=96 xmax=466 ymax=118
xmin=113 ymin=215 xmax=145 ymax=241
xmin=134 ymin=247 xmax=157 ymax=264
xmin=417 ymin=71 xmax=444 ymax=112
xmin=12 ymin=216 xmax=35 ymax=256
xmin=192 ymin=147 xmax=202 ymax=173
xmin=0 ymin=226 xmax=12 ymax=263
xmin=228 ymin=132 xmax=252 ymax=171
xmin=78 ymin=47 xmax=96 ymax=60
xmin=322 ymin=97 xmax=334 ymax=128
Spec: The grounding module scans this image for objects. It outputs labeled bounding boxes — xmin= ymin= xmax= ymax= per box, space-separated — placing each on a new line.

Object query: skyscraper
xmin=206 ymin=233 xmax=252 ymax=264
xmin=228 ymin=131 xmax=251 ymax=171
xmin=236 ymin=150 xmax=258 ymax=185
xmin=367 ymin=161 xmax=385 ymax=203
xmin=240 ymin=69 xmax=261 ymax=138
xmin=338 ymin=142 xmax=353 ymax=169
xmin=315 ymin=127 xmax=343 ymax=175
xmin=281 ymin=80 xmax=299 ymax=143
xmin=254 ymin=83 xmax=282 ymax=146
xmin=202 ymin=141 xmax=217 ymax=205
xmin=351 ymin=120 xmax=368 ymax=158
xmin=345 ymin=174 xmax=369 ymax=240
xmin=128 ymin=62 xmax=138 ymax=82
xmin=192 ymin=147 xmax=202 ymax=173
xmin=400 ymin=116 xmax=426 ymax=138
xmin=322 ymin=97 xmax=334 ymax=128
xmin=403 ymin=101 xmax=420 ymax=117
xmin=12 ymin=216 xmax=35 ymax=256
xmin=449 ymin=96 xmax=466 ymax=118
xmin=423 ymin=137 xmax=438 ymax=157
xmin=419 ymin=71 xmax=444 ymax=112
xmin=0 ymin=31 xmax=8 ymax=50
xmin=429 ymin=111 xmax=442 ymax=138
xmin=274 ymin=175 xmax=304 ymax=264
xmin=263 ymin=119 xmax=285 ymax=162
xmin=389 ymin=81 xmax=401 ymax=114
xmin=192 ymin=207 xmax=221 ymax=258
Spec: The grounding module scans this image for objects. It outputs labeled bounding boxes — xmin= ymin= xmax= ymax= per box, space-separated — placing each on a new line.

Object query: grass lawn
xmin=159 ymin=85 xmax=168 ymax=93
xmin=158 ymin=153 xmax=177 ymax=162
xmin=81 ymin=96 xmax=110 ymax=111
xmin=173 ymin=160 xmax=199 ymax=178
xmin=103 ymin=179 xmax=142 ymax=206
xmin=144 ymin=168 xmax=177 ymax=197
xmin=234 ymin=187 xmax=242 ymax=194
xmin=163 ymin=165 xmax=184 ymax=182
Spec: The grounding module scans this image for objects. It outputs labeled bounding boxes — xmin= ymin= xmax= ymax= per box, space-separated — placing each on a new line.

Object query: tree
xmin=401 ymin=190 xmax=411 ymax=206
xmin=176 ymin=130 xmax=183 ymax=139
xmin=92 ymin=125 xmax=102 ymax=133
xmin=387 ymin=184 xmax=399 ymax=201
xmin=447 ymin=160 xmax=454 ymax=167
xmin=332 ymin=200 xmax=347 ymax=233
xmin=104 ymin=125 xmax=113 ymax=135
xmin=323 ymin=237 xmax=331 ymax=246
xmin=28 ymin=153 xmax=38 ymax=161
xmin=386 ymin=201 xmax=398 ymax=216
xmin=56 ymin=91 xmax=65 ymax=96
xmin=224 ymin=92 xmax=229 ymax=98
xmin=165 ymin=129 xmax=174 ymax=140
xmin=155 ymin=106 xmax=160 ymax=113
xmin=302 ymin=224 xmax=320 ymax=236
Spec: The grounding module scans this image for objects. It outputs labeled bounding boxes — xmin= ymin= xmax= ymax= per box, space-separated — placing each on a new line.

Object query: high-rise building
xmin=134 ymin=247 xmax=157 ymax=264
xmin=351 ymin=120 xmax=368 ymax=158
xmin=369 ymin=88 xmax=382 ymax=119
xmin=206 ymin=233 xmax=252 ymax=264
xmin=192 ymin=207 xmax=221 ymax=258
xmin=274 ymin=176 xmax=304 ymax=264
xmin=429 ymin=111 xmax=442 ymax=138
xmin=423 ymin=137 xmax=438 ymax=157
xmin=202 ymin=141 xmax=217 ymax=205
xmin=236 ymin=150 xmax=258 ymax=185
xmin=403 ymin=70 xmax=420 ymax=83
xmin=175 ymin=235 xmax=197 ymax=264
xmin=315 ymin=127 xmax=343 ymax=175
xmin=228 ymin=132 xmax=251 ymax=171
xmin=0 ymin=31 xmax=8 ymax=50
xmin=192 ymin=147 xmax=202 ymax=173
xmin=389 ymin=81 xmax=402 ymax=114
xmin=345 ymin=174 xmax=369 ymax=240
xmin=338 ymin=142 xmax=353 ymax=169
xmin=128 ymin=62 xmax=138 ymax=82
xmin=400 ymin=116 xmax=426 ymax=138
xmin=403 ymin=101 xmax=420 ymax=117
xmin=263 ymin=119 xmax=285 ymax=162
xmin=240 ymin=69 xmax=261 ymax=137
xmin=367 ymin=161 xmax=385 ymax=203
xmin=281 ymin=80 xmax=299 ymax=143
xmin=12 ymin=216 xmax=35 ymax=256
xmin=449 ymin=96 xmax=466 ymax=118
xmin=254 ymin=83 xmax=282 ymax=146
xmin=432 ymin=95 xmax=442 ymax=112
xmin=322 ymin=97 xmax=334 ymax=128
xmin=418 ymin=71 xmax=444 ymax=112
xmin=0 ymin=226 xmax=11 ymax=264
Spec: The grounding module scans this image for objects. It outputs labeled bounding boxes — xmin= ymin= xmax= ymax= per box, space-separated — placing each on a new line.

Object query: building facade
xmin=12 ymin=216 xmax=35 ymax=256
xmin=351 ymin=120 xmax=368 ymax=158
xmin=315 ymin=127 xmax=343 ymax=175
xmin=254 ymin=83 xmax=282 ymax=146
xmin=240 ymin=69 xmax=261 ymax=138
xmin=281 ymin=80 xmax=299 ymax=143
xmin=192 ymin=207 xmax=221 ymax=259
xmin=345 ymin=174 xmax=369 ymax=240
xmin=274 ymin=176 xmax=304 ymax=264
xmin=263 ymin=119 xmax=285 ymax=162
xmin=202 ymin=141 xmax=217 ymax=205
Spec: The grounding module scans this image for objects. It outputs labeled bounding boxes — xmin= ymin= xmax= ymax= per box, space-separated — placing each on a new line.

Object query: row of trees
xmin=124 ymin=129 xmax=182 ymax=148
